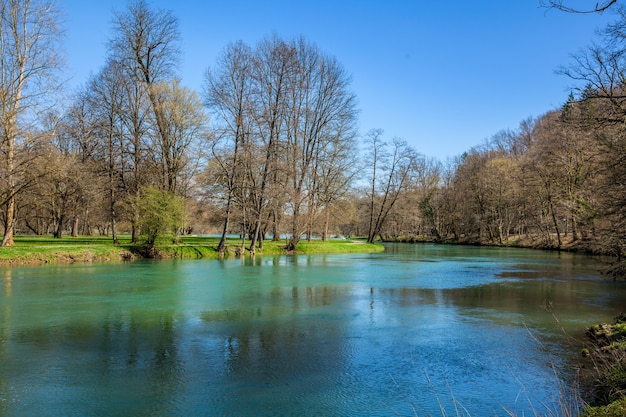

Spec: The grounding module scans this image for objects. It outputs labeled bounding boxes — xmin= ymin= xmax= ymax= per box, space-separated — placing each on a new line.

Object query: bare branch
xmin=540 ymin=0 xmax=618 ymax=14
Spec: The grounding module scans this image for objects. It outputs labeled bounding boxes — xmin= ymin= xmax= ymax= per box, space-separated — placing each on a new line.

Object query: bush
xmin=134 ymin=186 xmax=185 ymax=251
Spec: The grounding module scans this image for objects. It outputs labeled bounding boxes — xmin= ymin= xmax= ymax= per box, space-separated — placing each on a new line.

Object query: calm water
xmin=0 ymin=243 xmax=625 ymax=416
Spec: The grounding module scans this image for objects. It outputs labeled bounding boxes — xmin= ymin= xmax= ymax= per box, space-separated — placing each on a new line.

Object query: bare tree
xmin=365 ymin=129 xmax=385 ymax=243
xmin=151 ymin=79 xmax=207 ymax=194
xmin=559 ymin=9 xmax=626 ymax=255
xmin=411 ymin=156 xmax=443 ymax=240
xmin=313 ymin=122 xmax=358 ymax=241
xmin=110 ymin=0 xmax=181 ymax=193
xmin=86 ymin=61 xmax=126 ymax=244
xmin=0 ymin=0 xmax=63 ymax=246
xmin=203 ymin=35 xmax=357 ymax=253
xmin=282 ymin=38 xmax=358 ymax=251
xmin=364 ymin=131 xmax=417 ymax=244
xmin=116 ymin=59 xmax=152 ymax=242
xmin=247 ymin=36 xmax=294 ymax=255
xmin=204 ymin=41 xmax=254 ymax=255
xmin=52 ymin=106 xmax=104 ymax=237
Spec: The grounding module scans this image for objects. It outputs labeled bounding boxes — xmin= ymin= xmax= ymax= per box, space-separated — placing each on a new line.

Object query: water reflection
xmin=0 ymin=245 xmax=624 ymax=416
xmin=3 ymin=270 xmax=10 ymax=297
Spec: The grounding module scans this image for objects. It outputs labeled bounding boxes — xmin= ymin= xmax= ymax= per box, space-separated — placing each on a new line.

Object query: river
xmin=0 ymin=243 xmax=624 ymax=416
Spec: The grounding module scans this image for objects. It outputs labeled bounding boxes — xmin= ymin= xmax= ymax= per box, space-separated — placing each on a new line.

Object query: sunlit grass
xmin=291 ymin=238 xmax=383 ymax=254
xmin=0 ymin=235 xmax=131 ymax=265
xmin=0 ymin=234 xmax=384 ymax=265
xmin=164 ymin=236 xmax=384 ymax=257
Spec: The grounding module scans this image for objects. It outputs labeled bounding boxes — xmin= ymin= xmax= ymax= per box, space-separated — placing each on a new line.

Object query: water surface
xmin=0 ymin=243 xmax=624 ymax=416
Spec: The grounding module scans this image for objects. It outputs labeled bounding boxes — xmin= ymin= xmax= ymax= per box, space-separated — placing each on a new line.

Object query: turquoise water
xmin=0 ymin=243 xmax=624 ymax=416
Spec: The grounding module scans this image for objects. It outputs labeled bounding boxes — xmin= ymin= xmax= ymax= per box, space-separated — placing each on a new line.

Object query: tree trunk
xmin=2 ymin=140 xmax=16 ymax=247
xmin=550 ymin=201 xmax=562 ymax=248
xmin=72 ymin=216 xmax=79 ymax=237
xmin=217 ymin=196 xmax=232 ymax=256
xmin=53 ymin=217 xmax=64 ymax=238
xmin=2 ymin=195 xmax=15 ymax=246
xmin=109 ymin=186 xmax=118 ymax=245
xmin=322 ymin=210 xmax=330 ymax=241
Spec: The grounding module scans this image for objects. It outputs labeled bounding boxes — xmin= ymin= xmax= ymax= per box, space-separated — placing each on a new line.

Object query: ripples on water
xmin=0 ymin=243 xmax=624 ymax=416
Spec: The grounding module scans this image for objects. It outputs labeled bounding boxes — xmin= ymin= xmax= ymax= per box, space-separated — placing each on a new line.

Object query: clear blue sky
xmin=62 ymin=0 xmax=614 ymax=160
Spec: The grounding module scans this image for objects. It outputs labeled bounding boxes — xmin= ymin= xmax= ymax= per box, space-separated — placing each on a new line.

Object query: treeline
xmin=377 ymin=9 xmax=626 ymax=258
xmin=2 ymin=0 xmax=626 ymax=261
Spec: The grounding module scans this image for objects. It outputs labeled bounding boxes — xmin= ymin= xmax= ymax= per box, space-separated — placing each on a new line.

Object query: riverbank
xmin=579 ymin=314 xmax=626 ymax=416
xmin=0 ymin=235 xmax=385 ymax=266
xmin=389 ymin=235 xmax=626 ymax=280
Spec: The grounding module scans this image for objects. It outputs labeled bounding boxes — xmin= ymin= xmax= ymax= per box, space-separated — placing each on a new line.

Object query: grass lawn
xmin=0 ymin=235 xmax=384 ymax=266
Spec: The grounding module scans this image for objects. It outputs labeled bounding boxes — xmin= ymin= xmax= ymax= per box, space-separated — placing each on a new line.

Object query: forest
xmin=2 ymin=0 xmax=626 ymax=265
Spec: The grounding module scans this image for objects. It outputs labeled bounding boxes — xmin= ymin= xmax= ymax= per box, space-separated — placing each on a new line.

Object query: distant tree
xmin=0 ymin=0 xmax=63 ymax=246
xmin=432 ymin=157 xmax=463 ymax=241
xmin=365 ymin=129 xmax=385 ymax=242
xmin=364 ymin=130 xmax=417 ymax=244
xmin=51 ymin=107 xmax=104 ymax=237
xmin=44 ymin=149 xmax=84 ymax=239
xmin=449 ymin=150 xmax=492 ymax=243
xmin=481 ymin=156 xmax=521 ymax=245
xmin=312 ymin=123 xmax=358 ymax=241
xmin=203 ymin=35 xmax=358 ymax=253
xmin=86 ymin=61 xmax=126 ymax=244
xmin=558 ymin=9 xmax=626 ymax=255
xmin=412 ymin=156 xmax=442 ymax=240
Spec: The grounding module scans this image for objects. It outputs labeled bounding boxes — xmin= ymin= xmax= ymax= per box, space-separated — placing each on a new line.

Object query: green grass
xmin=582 ymin=397 xmax=626 ymax=417
xmin=162 ymin=236 xmax=384 ymax=258
xmin=0 ymin=235 xmax=384 ymax=265
xmin=289 ymin=238 xmax=383 ymax=254
xmin=0 ymin=235 xmax=134 ymax=265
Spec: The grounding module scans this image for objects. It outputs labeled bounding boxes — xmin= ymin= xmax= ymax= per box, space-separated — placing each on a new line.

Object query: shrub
xmin=134 ymin=186 xmax=185 ymax=252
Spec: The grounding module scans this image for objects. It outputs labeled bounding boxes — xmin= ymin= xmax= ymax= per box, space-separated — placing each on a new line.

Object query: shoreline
xmin=579 ymin=314 xmax=626 ymax=416
xmin=0 ymin=235 xmax=385 ymax=267
xmin=387 ymin=236 xmax=625 ymax=280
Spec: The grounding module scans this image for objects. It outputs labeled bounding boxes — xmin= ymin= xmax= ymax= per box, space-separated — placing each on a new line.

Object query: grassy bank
xmin=580 ymin=315 xmax=626 ymax=417
xmin=0 ymin=235 xmax=384 ymax=266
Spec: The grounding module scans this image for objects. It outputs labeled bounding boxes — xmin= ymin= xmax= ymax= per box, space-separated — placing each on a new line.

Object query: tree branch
xmin=541 ymin=0 xmax=618 ymax=13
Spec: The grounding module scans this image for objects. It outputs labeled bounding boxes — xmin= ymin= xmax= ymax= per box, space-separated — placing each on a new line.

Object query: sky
xmin=61 ymin=0 xmax=616 ymax=160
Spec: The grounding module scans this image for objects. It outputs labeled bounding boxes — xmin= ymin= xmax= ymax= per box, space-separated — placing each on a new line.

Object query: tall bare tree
xmin=0 ymin=0 xmax=63 ymax=246
xmin=110 ymin=0 xmax=181 ymax=193
xmin=313 ymin=122 xmax=358 ymax=241
xmin=204 ymin=41 xmax=254 ymax=255
xmin=364 ymin=130 xmax=417 ymax=243
xmin=247 ymin=36 xmax=294 ymax=255
xmin=282 ymin=38 xmax=358 ymax=251
xmin=116 ymin=59 xmax=151 ymax=242
xmin=86 ymin=61 xmax=129 ymax=243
